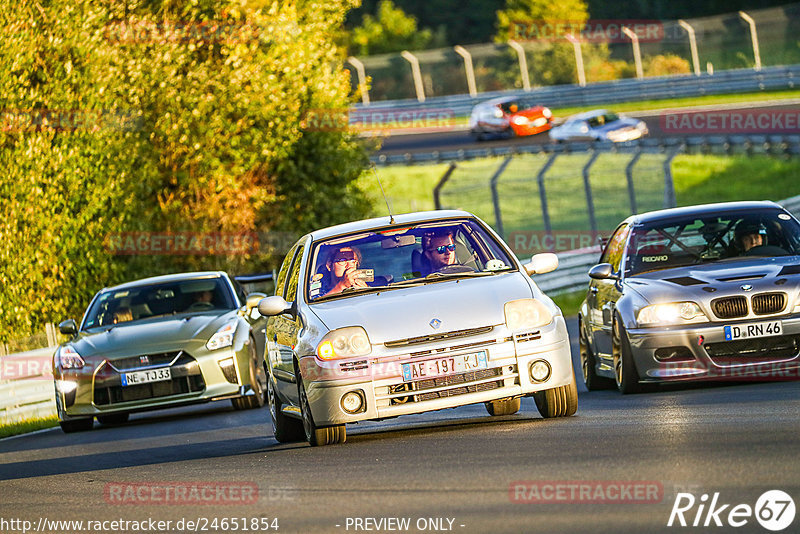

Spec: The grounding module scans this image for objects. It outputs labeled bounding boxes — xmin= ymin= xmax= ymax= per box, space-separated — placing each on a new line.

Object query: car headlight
xmin=511 ymin=115 xmax=529 ymax=126
xmin=542 ymin=108 xmax=552 ymax=119
xmin=493 ymin=107 xmax=503 ymax=118
xmin=317 ymin=326 xmax=371 ymax=361
xmin=636 ymin=121 xmax=648 ymax=131
xmin=56 ymin=346 xmax=85 ymax=369
xmin=207 ymin=320 xmax=237 ymax=351
xmin=637 ymin=302 xmax=708 ymax=326
xmin=504 ymin=299 xmax=553 ymax=331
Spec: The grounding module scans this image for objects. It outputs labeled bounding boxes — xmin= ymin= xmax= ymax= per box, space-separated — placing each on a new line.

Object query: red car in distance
xmin=469 ymin=96 xmax=553 ymax=140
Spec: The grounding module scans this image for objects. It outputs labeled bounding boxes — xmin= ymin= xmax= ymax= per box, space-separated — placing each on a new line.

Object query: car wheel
xmin=59 ymin=418 xmax=94 ymax=433
xmin=485 ymin=397 xmax=521 ymax=416
xmin=231 ymin=340 xmax=266 ymax=410
xmin=472 ymin=130 xmax=486 ymax=142
xmin=533 ymin=373 xmax=578 ymax=418
xmin=96 ymin=413 xmax=129 ymax=425
xmin=298 ymin=375 xmax=346 ymax=446
xmin=612 ymin=316 xmax=642 ymax=394
xmin=267 ymin=376 xmax=304 ymax=443
xmin=579 ymin=316 xmax=614 ymax=391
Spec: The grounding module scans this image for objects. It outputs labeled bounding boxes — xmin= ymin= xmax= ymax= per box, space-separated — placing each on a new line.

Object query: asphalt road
xmin=1 ymin=318 xmax=798 ymax=534
xmin=376 ymin=101 xmax=800 ymax=157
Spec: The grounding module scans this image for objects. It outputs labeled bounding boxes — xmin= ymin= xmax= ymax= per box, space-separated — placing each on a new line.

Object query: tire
xmin=533 ymin=373 xmax=578 ymax=418
xmin=612 ymin=316 xmax=642 ymax=394
xmin=298 ymin=375 xmax=346 ymax=446
xmin=579 ymin=316 xmax=614 ymax=391
xmin=267 ymin=377 xmax=304 ymax=443
xmin=485 ymin=397 xmax=521 ymax=416
xmin=59 ymin=418 xmax=93 ymax=433
xmin=96 ymin=413 xmax=129 ymax=425
xmin=231 ymin=340 xmax=267 ymax=410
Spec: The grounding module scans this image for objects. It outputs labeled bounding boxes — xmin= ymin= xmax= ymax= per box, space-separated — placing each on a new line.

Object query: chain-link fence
xmin=349 ymin=3 xmax=800 ymax=102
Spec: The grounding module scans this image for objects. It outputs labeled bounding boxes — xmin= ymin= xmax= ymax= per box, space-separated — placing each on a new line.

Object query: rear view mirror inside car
xmin=381 ymin=235 xmax=416 ymax=248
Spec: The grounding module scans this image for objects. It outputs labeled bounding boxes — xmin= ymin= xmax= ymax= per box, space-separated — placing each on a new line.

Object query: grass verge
xmin=0 ymin=415 xmax=58 ymax=439
xmin=551 ymin=289 xmax=587 ymax=318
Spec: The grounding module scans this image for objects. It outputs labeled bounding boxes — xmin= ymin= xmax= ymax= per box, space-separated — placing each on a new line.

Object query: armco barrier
xmin=355 ymin=65 xmax=800 ymax=121
xmin=0 ymin=346 xmax=56 ymax=426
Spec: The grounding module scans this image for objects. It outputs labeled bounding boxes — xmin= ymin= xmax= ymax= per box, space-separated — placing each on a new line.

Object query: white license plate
xmin=401 ymin=351 xmax=488 ymax=382
xmin=121 ymin=367 xmax=171 ymax=386
xmin=723 ymin=321 xmax=782 ymax=341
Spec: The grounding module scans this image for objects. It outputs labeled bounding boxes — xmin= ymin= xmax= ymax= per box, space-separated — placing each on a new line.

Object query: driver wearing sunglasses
xmin=322 ymin=246 xmax=368 ymax=296
xmin=422 ymin=231 xmax=457 ymax=275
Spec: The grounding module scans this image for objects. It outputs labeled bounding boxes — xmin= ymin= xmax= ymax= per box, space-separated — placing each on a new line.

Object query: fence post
xmin=454 ymin=46 xmax=477 ymax=98
xmin=489 ymin=156 xmax=513 ymax=239
xmin=625 ymin=149 xmax=642 ymax=213
xmin=565 ymin=35 xmax=586 ymax=87
xmin=537 ymin=153 xmax=559 ymax=236
xmin=582 ymin=151 xmax=600 ymax=234
xmin=622 ymin=27 xmax=644 ymax=80
xmin=347 ymin=57 xmax=371 ymax=105
xmin=663 ymin=146 xmax=682 ymax=208
xmin=45 ymin=322 xmax=57 ymax=347
xmin=678 ymin=20 xmax=701 ymax=76
xmin=507 ymin=41 xmax=531 ymax=91
xmin=739 ymin=11 xmax=762 ymax=71
xmin=401 ymin=50 xmax=426 ymax=102
xmin=433 ymin=162 xmax=458 ymax=210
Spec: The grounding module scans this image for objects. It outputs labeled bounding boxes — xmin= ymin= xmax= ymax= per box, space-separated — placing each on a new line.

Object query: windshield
xmin=307 ymin=218 xmax=516 ymax=302
xmin=82 ymin=277 xmax=237 ymax=329
xmin=626 ymin=209 xmax=800 ymax=275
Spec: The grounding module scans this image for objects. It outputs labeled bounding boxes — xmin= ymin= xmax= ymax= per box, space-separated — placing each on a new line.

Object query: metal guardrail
xmin=356 ymin=65 xmax=800 ymax=120
xmin=533 ymin=193 xmax=800 ymax=296
xmin=373 ymin=133 xmax=800 ymax=166
xmin=0 ymin=346 xmax=56 ymax=425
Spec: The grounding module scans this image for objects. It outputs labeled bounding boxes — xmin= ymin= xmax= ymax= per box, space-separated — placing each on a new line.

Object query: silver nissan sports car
xmin=579 ymin=201 xmax=800 ymax=393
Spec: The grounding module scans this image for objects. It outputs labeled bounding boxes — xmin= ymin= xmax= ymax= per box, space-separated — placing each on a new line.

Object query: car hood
xmin=626 ymin=257 xmax=800 ymax=304
xmin=594 ymin=117 xmax=640 ymax=133
xmin=513 ymin=108 xmax=546 ymax=119
xmin=71 ymin=311 xmax=236 ymax=359
xmin=308 ymin=273 xmax=534 ymax=344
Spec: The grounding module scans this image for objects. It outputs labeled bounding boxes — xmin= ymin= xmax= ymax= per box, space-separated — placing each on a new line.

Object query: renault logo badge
xmin=430 ymin=318 xmax=441 ymax=329
xmin=741 ymin=284 xmax=753 ymax=291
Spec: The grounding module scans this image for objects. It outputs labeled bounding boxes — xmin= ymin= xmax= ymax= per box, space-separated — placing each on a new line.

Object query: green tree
xmin=350 ymin=0 xmax=432 ymax=56
xmin=0 ymin=0 xmax=371 ymax=343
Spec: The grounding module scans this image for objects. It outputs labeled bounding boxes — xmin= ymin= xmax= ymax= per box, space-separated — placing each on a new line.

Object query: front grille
xmin=384 ymin=325 xmax=493 ymax=348
xmin=109 ymin=351 xmax=180 ymax=371
xmin=704 ymin=335 xmax=800 ymax=365
xmin=752 ymin=293 xmax=786 ymax=315
xmin=712 ymin=296 xmax=748 ymax=319
xmin=94 ymin=353 xmax=205 ymax=406
xmin=404 ymin=368 xmax=504 ymax=403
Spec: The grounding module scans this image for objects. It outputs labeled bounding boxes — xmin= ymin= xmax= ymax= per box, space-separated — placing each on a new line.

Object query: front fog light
xmin=341 ymin=391 xmax=365 ymax=414
xmin=529 ymin=360 xmax=551 ymax=383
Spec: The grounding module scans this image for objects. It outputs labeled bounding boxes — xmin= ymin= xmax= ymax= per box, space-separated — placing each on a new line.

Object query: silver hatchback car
xmin=258 ymin=210 xmax=577 ymax=446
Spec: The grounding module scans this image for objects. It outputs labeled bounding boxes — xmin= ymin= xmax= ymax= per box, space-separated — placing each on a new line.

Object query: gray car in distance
xmin=579 ymin=201 xmax=800 ymax=393
xmin=258 ymin=210 xmax=578 ymax=446
xmin=549 ymin=109 xmax=648 ymax=143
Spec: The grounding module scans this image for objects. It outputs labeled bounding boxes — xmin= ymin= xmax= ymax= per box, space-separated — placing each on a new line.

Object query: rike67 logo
xmin=668 ymin=490 xmax=795 ymax=531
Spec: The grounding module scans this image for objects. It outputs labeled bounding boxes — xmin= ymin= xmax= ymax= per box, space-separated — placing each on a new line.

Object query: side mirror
xmin=59 ymin=319 xmax=78 ymax=336
xmin=246 ymin=292 xmax=267 ymax=310
xmin=257 ymin=296 xmax=292 ymax=317
xmin=588 ymin=263 xmax=618 ymax=280
xmin=524 ymin=253 xmax=558 ymax=275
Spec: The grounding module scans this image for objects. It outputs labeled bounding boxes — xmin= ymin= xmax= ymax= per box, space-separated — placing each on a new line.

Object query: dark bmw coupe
xmin=579 ymin=201 xmax=800 ymax=393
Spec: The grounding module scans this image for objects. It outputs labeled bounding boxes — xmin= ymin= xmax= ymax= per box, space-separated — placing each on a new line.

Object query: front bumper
xmin=302 ymin=316 xmax=573 ymax=427
xmin=55 ymin=344 xmax=254 ymax=420
xmin=627 ymin=315 xmax=800 ymax=382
